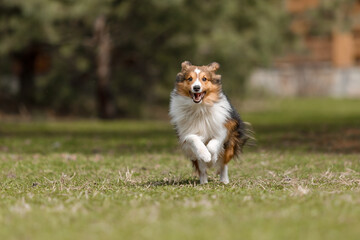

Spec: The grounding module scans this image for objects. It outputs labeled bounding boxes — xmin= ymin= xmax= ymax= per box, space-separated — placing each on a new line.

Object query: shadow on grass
xmin=254 ymin=123 xmax=360 ymax=154
xmin=0 ymin=127 xmax=179 ymax=155
xmin=143 ymin=178 xmax=200 ymax=186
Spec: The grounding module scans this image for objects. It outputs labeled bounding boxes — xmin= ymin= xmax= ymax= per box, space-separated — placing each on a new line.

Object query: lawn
xmin=0 ymin=98 xmax=359 ymax=240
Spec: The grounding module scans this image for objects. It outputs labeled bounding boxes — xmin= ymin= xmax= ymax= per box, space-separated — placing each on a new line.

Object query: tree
xmin=0 ymin=0 xmax=292 ymax=118
xmin=304 ymin=0 xmax=358 ymax=34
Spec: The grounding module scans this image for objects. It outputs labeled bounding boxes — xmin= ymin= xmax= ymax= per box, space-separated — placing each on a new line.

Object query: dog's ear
xmin=207 ymin=62 xmax=220 ymax=72
xmin=181 ymin=61 xmax=192 ymax=71
xmin=176 ymin=72 xmax=184 ymax=82
xmin=213 ymin=74 xmax=221 ymax=84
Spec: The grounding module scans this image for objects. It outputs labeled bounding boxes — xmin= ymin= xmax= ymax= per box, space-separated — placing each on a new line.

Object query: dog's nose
xmin=193 ymin=85 xmax=201 ymax=92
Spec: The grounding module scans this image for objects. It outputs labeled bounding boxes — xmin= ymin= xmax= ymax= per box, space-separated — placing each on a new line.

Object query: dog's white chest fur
xmin=169 ymin=91 xmax=231 ymax=143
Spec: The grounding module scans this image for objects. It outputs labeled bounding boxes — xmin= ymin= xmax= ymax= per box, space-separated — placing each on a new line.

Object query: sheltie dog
xmin=169 ymin=61 xmax=253 ymax=184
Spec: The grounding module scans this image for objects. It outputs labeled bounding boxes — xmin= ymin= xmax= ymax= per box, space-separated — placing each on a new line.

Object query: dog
xmin=169 ymin=61 xmax=253 ymax=184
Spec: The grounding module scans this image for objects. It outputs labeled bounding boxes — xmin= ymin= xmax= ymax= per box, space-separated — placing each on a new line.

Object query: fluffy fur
xmin=169 ymin=61 xmax=253 ymax=184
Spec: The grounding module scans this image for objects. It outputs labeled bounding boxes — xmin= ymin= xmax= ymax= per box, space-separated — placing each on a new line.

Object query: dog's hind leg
xmin=219 ymin=163 xmax=229 ymax=184
xmin=192 ymin=160 xmax=200 ymax=175
xmin=219 ymin=140 xmax=235 ymax=184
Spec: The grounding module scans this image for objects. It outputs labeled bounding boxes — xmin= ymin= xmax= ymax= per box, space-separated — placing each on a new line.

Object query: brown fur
xmin=223 ymin=119 xmax=241 ymax=164
xmin=191 ymin=160 xmax=200 ymax=175
xmin=175 ymin=61 xmax=222 ymax=105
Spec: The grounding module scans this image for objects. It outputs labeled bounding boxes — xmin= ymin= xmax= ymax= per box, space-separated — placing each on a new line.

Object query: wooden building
xmin=279 ymin=0 xmax=360 ymax=67
xmin=249 ymin=1 xmax=360 ymax=97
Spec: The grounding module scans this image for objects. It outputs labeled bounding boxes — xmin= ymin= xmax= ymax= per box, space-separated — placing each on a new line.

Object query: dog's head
xmin=175 ymin=61 xmax=222 ymax=105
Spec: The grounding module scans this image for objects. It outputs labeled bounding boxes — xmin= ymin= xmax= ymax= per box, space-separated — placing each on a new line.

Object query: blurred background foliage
xmin=304 ymin=0 xmax=359 ymax=35
xmin=0 ymin=0 xmax=293 ymax=118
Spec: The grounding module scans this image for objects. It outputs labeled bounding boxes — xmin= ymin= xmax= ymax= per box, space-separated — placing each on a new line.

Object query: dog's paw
xmin=220 ymin=178 xmax=229 ymax=184
xmin=199 ymin=174 xmax=208 ymax=184
xmin=211 ymin=154 xmax=218 ymax=163
xmin=207 ymin=140 xmax=219 ymax=154
xmin=197 ymin=147 xmax=211 ymax=162
xmin=207 ymin=140 xmax=219 ymax=163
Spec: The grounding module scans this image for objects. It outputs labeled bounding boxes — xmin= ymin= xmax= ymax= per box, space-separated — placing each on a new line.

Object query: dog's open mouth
xmin=190 ymin=91 xmax=206 ymax=103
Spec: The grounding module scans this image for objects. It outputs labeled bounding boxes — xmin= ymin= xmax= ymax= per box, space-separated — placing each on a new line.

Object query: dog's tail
xmin=238 ymin=121 xmax=256 ymax=152
xmin=225 ymin=120 xmax=256 ymax=160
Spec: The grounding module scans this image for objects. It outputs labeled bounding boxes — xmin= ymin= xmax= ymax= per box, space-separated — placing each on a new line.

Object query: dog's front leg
xmin=183 ymin=134 xmax=211 ymax=163
xmin=197 ymin=160 xmax=208 ymax=184
xmin=206 ymin=130 xmax=227 ymax=163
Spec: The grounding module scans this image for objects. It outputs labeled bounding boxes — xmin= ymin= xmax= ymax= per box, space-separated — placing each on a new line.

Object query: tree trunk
xmin=16 ymin=45 xmax=37 ymax=105
xmin=94 ymin=15 xmax=115 ymax=119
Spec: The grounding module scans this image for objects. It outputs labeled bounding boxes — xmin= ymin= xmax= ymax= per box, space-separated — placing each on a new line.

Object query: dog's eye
xmin=187 ymin=77 xmax=193 ymax=81
xmin=202 ymin=77 xmax=207 ymax=81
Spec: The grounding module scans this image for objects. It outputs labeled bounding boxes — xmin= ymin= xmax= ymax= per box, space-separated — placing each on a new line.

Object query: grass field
xmin=1 ymin=98 xmax=360 ymax=240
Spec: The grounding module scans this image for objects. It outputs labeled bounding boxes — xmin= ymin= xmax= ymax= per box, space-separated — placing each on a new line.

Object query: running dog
xmin=169 ymin=61 xmax=253 ymax=184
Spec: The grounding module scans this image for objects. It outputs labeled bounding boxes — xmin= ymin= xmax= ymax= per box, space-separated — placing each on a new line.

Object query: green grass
xmin=1 ymin=98 xmax=360 ymax=240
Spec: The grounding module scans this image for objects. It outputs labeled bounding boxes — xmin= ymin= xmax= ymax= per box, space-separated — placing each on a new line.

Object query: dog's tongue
xmin=194 ymin=93 xmax=202 ymax=101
